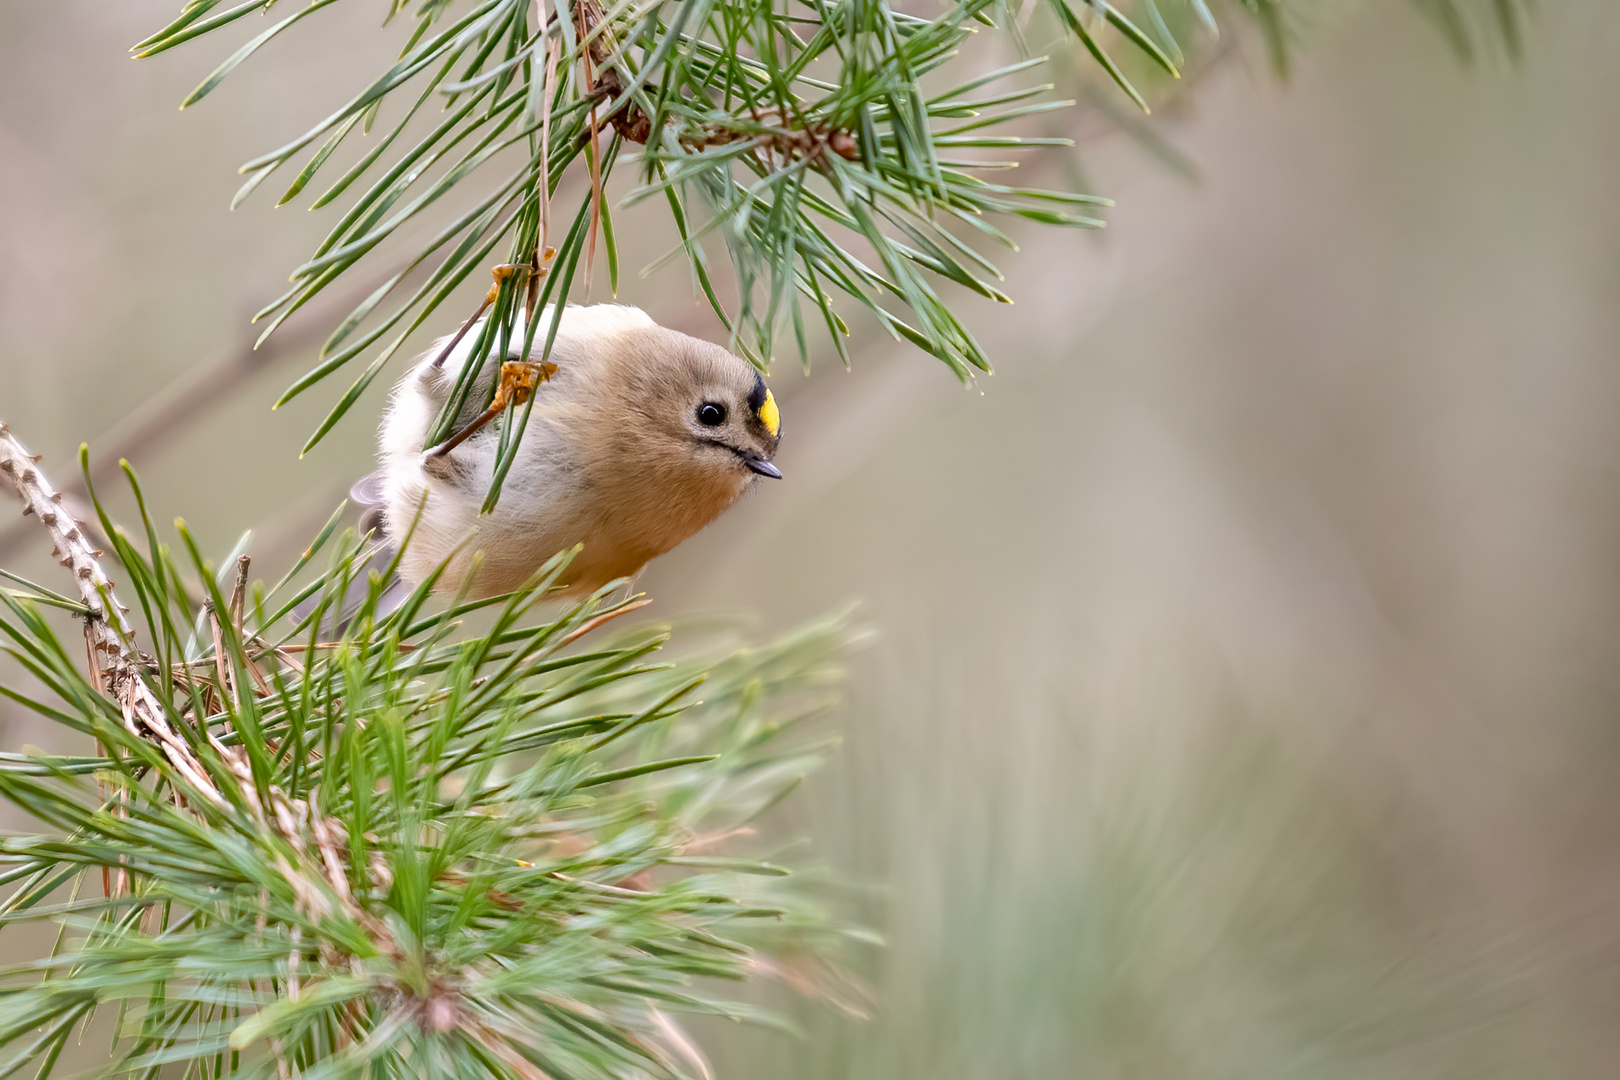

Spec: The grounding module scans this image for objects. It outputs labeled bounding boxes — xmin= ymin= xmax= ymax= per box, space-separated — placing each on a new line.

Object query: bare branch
xmin=0 ymin=421 xmax=227 ymax=807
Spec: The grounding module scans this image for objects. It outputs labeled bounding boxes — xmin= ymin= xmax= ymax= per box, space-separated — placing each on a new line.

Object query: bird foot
xmin=423 ymin=359 xmax=559 ymax=461
xmin=428 ymin=250 xmax=560 ymax=372
xmin=489 ymin=359 xmax=559 ymax=413
xmin=485 ymin=248 xmax=558 ymax=303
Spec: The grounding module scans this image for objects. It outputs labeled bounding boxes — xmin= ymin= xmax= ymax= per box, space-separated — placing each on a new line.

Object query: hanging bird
xmin=352 ymin=304 xmax=781 ymax=601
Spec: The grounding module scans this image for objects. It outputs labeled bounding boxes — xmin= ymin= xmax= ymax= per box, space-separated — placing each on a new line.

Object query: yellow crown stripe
xmin=758 ymin=388 xmax=780 ymax=438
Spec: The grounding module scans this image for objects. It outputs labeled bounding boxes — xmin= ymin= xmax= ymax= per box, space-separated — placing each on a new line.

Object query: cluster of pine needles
xmin=0 ymin=431 xmax=859 ymax=1079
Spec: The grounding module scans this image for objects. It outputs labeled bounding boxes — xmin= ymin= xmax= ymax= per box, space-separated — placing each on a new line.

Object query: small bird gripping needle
xmin=367 ymin=303 xmax=783 ymax=600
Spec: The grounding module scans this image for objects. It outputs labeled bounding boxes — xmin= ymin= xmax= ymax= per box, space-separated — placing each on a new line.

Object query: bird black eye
xmin=697 ymin=402 xmax=726 ymax=426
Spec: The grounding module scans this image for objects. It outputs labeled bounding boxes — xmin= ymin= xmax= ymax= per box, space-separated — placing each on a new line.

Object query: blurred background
xmin=3 ymin=1 xmax=1620 ymax=1076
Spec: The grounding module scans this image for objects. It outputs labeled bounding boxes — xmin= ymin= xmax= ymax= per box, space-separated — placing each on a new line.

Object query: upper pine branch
xmin=132 ymin=0 xmax=1213 ymax=458
xmin=132 ymin=0 xmax=1524 ymax=457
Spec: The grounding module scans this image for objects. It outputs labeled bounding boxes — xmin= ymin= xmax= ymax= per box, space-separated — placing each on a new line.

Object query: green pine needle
xmin=0 ymin=464 xmax=860 ymax=1078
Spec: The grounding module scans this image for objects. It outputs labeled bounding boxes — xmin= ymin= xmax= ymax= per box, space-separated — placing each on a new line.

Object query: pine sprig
xmin=134 ymin=0 xmax=1201 ymax=470
xmin=135 ymin=0 xmax=1528 ymax=476
xmin=0 ymin=439 xmax=855 ymax=1079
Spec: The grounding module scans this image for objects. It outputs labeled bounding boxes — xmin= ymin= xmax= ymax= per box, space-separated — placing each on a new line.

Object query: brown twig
xmin=0 ymin=422 xmax=228 ymax=807
xmin=0 ymin=277 xmax=402 ymax=565
xmin=586 ymin=62 xmax=858 ymax=163
xmin=568 ymin=0 xmax=856 ymax=163
xmin=555 ymin=597 xmax=650 ymax=648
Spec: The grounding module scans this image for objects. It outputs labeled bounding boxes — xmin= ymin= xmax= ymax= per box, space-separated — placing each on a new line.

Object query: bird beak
xmin=745 ymin=456 xmax=783 ymax=479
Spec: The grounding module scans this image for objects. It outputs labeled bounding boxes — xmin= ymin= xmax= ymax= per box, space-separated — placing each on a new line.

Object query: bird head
xmin=600 ymin=322 xmax=783 ymax=487
xmin=685 ymin=363 xmax=782 ymax=481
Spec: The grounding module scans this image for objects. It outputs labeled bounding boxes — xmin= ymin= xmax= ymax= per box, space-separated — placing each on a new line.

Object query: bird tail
xmin=294 ymin=472 xmax=408 ymax=636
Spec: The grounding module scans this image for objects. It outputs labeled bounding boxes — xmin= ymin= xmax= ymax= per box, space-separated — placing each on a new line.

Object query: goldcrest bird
xmin=352 ymin=303 xmax=782 ymax=601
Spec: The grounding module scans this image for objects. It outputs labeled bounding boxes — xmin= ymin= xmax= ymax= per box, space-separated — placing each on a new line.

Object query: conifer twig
xmin=0 ymin=421 xmax=226 ymax=807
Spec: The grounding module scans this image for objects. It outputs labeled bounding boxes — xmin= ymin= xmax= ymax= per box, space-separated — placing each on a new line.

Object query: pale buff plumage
xmin=370 ymin=304 xmax=781 ymax=599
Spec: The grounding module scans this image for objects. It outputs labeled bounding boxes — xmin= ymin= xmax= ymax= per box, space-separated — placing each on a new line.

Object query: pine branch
xmin=132 ymin=0 xmax=1526 ymax=487
xmin=0 ymin=424 xmax=855 ymax=1079
xmin=0 ymin=7 xmax=1529 ymax=1076
xmin=0 ymin=423 xmax=229 ymax=809
xmin=135 ymin=0 xmax=1140 ymax=469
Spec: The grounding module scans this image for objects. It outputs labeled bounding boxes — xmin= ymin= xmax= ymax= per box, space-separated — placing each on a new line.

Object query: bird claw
xmin=489 ymin=359 xmax=559 ymax=413
xmin=428 ymin=249 xmax=561 ymax=372
xmin=424 ymin=251 xmax=563 ymax=458
xmin=484 ymin=250 xmax=558 ymax=302
xmin=423 ymin=358 xmax=559 ymax=461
